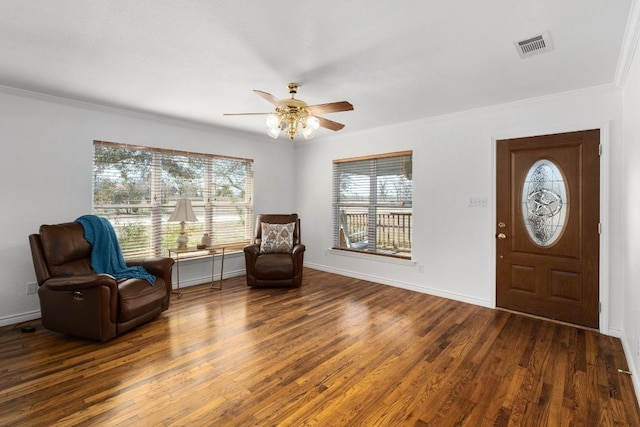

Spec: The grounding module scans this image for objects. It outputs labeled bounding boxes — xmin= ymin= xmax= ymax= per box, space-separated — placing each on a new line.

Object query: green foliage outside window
xmin=92 ymin=141 xmax=254 ymax=259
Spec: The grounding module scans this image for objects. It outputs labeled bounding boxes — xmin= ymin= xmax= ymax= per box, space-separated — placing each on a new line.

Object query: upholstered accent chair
xmin=29 ymin=221 xmax=174 ymax=341
xmin=244 ymin=214 xmax=305 ymax=287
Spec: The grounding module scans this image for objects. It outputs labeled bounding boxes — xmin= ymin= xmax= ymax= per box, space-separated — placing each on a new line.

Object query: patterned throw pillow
xmin=260 ymin=222 xmax=295 ymax=253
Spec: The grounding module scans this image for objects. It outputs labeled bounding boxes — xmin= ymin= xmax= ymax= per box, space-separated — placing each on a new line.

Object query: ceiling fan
xmin=224 ymin=83 xmax=354 ymax=140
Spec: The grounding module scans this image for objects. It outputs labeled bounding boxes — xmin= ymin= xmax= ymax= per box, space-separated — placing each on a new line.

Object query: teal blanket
xmin=76 ymin=215 xmax=156 ymax=286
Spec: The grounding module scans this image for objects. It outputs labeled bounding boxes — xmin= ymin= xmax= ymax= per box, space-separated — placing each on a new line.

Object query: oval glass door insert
xmin=521 ymin=159 xmax=568 ymax=246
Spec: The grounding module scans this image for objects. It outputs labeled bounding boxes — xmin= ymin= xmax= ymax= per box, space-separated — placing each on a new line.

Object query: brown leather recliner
xmin=244 ymin=214 xmax=305 ymax=287
xmin=29 ymin=221 xmax=174 ymax=341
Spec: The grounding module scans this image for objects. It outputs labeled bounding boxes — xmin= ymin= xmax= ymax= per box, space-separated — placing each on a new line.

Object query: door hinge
xmin=598 ymin=223 xmax=601 ymax=234
xmin=599 ymin=144 xmax=602 ymax=155
xmin=599 ymin=302 xmax=602 ymax=313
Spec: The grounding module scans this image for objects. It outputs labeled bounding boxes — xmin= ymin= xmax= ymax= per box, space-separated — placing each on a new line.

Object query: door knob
xmin=497 ymin=233 xmax=507 ymax=239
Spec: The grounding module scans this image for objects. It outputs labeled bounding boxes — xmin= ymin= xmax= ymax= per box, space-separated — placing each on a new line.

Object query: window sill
xmin=327 ymin=248 xmax=415 ymax=266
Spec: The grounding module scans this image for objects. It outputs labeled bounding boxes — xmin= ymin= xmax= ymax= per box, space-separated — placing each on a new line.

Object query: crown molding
xmin=0 ymin=84 xmax=270 ymax=142
xmin=615 ymin=0 xmax=640 ymax=86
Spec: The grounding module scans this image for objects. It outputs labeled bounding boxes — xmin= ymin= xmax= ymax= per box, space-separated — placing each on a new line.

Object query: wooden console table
xmin=169 ymin=241 xmax=248 ymax=297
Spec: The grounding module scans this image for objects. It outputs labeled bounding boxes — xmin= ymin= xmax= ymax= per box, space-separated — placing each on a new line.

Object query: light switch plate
xmin=469 ymin=197 xmax=488 ymax=207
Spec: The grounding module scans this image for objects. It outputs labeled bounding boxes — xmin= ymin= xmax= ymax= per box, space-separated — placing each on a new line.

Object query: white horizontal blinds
xmin=159 ymin=151 xmax=207 ymax=255
xmin=333 ymin=151 xmax=413 ymax=258
xmin=334 ymin=158 xmax=371 ymax=249
xmin=150 ymin=151 xmax=163 ymax=256
xmin=92 ymin=141 xmax=254 ymax=259
xmin=208 ymin=157 xmax=253 ymax=244
xmin=93 ymin=141 xmax=154 ymax=259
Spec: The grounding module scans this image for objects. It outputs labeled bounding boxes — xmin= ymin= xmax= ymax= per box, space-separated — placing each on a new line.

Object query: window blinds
xmin=332 ymin=151 xmax=412 ymax=258
xmin=92 ymin=140 xmax=253 ymax=259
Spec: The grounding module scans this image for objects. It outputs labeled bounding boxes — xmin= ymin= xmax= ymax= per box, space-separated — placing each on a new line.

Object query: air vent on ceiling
xmin=515 ymin=32 xmax=553 ymax=59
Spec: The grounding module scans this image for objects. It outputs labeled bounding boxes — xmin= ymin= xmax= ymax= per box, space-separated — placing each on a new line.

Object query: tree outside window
xmin=92 ymin=141 xmax=253 ymax=259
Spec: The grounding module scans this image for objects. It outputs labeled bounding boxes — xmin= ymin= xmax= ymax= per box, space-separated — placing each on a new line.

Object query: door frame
xmin=491 ymin=122 xmax=610 ymax=332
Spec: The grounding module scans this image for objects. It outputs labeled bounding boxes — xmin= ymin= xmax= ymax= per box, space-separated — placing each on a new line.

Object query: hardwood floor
xmin=1 ymin=268 xmax=639 ymax=426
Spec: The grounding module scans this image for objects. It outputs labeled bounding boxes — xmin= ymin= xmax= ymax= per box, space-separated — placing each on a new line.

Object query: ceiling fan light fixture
xmin=225 ymin=83 xmax=353 ymax=140
xmin=302 ymin=126 xmax=315 ymax=139
xmin=302 ymin=115 xmax=320 ymax=139
xmin=266 ymin=114 xmax=280 ymax=129
xmin=306 ymin=116 xmax=320 ymax=130
xmin=267 ymin=126 xmax=281 ymax=139
xmin=286 ymin=117 xmax=298 ymax=140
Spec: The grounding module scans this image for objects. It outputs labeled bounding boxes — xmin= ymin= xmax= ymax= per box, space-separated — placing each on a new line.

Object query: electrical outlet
xmin=26 ymin=282 xmax=37 ymax=295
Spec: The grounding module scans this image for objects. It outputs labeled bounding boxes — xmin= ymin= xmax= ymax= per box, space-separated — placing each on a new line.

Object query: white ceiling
xmin=0 ymin=1 xmax=634 ymax=139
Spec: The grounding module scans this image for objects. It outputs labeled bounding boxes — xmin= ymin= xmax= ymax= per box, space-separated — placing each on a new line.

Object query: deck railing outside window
xmin=333 ymin=150 xmax=412 ymax=259
xmin=340 ymin=211 xmax=412 ymax=257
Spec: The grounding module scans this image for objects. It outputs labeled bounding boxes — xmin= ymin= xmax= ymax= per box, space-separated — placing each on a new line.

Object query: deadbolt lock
xmin=497 ymin=222 xmax=506 ymax=228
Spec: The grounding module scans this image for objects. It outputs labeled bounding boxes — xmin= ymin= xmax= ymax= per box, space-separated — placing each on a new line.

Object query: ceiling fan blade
xmin=223 ymin=112 xmax=271 ymax=116
xmin=307 ymin=101 xmax=354 ymax=115
xmin=317 ymin=116 xmax=345 ymax=131
xmin=254 ymin=90 xmax=283 ymax=107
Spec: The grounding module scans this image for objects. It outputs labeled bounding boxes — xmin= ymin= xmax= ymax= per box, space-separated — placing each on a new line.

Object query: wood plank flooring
xmin=1 ymin=268 xmax=639 ymax=426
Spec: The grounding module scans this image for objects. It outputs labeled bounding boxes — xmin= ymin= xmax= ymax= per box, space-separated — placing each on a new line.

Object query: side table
xmin=168 ymin=242 xmax=248 ymax=297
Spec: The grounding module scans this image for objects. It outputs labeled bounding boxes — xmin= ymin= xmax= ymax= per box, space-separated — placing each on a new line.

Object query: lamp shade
xmin=168 ymin=199 xmax=198 ymax=222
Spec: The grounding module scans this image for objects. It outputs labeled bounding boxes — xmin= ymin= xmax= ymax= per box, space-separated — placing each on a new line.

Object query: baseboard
xmin=607 ymin=327 xmax=624 ymax=338
xmin=0 ymin=310 xmax=41 ymax=327
xmin=305 ymin=262 xmax=491 ymax=308
xmin=619 ymin=333 xmax=640 ymax=407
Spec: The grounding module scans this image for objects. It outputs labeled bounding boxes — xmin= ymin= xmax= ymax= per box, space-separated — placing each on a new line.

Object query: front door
xmin=496 ymin=129 xmax=600 ymax=328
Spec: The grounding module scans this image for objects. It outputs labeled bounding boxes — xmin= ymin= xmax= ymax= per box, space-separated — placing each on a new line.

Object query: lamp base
xmin=176 ymin=232 xmax=189 ymax=250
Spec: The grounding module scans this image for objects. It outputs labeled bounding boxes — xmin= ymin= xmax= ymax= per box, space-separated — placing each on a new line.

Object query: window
xmin=333 ymin=151 xmax=412 ymax=258
xmin=92 ymin=140 xmax=253 ymax=259
xmin=522 ymin=159 xmax=567 ymax=247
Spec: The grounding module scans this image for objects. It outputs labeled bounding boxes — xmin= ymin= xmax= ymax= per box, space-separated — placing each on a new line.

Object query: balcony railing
xmin=340 ymin=212 xmax=412 ymax=256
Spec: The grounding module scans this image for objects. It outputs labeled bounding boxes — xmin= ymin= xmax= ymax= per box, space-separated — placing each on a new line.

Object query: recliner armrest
xmin=244 ymin=244 xmax=260 ymax=257
xmin=126 ymin=257 xmax=174 ymax=278
xmin=41 ymin=274 xmax=117 ymax=292
xmin=291 ymin=244 xmax=306 ymax=255
xmin=244 ymin=245 xmax=261 ymax=265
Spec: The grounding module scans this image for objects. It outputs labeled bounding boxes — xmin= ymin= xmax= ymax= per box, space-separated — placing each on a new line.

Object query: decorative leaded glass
xmin=522 ymin=159 xmax=567 ymax=246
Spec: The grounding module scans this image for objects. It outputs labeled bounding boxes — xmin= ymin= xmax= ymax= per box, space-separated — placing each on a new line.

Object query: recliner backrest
xmin=38 ymin=222 xmax=93 ymax=277
xmin=254 ymin=214 xmax=301 ymax=247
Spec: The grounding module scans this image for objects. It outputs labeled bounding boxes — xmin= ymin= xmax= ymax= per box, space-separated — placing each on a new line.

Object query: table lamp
xmin=168 ymin=199 xmax=198 ymax=249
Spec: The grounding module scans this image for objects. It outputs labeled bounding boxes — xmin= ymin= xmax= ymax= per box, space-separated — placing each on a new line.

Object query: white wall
xmin=622 ymin=23 xmax=640 ymax=400
xmin=297 ymin=86 xmax=624 ymax=334
xmin=0 ymin=88 xmax=296 ymax=325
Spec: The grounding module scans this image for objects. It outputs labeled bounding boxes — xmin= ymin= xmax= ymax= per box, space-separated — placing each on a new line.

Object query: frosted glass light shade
xmin=302 ymin=126 xmax=315 ymax=139
xmin=307 ymin=116 xmax=320 ymax=129
xmin=267 ymin=127 xmax=281 ymax=138
xmin=266 ymin=114 xmax=280 ymax=128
